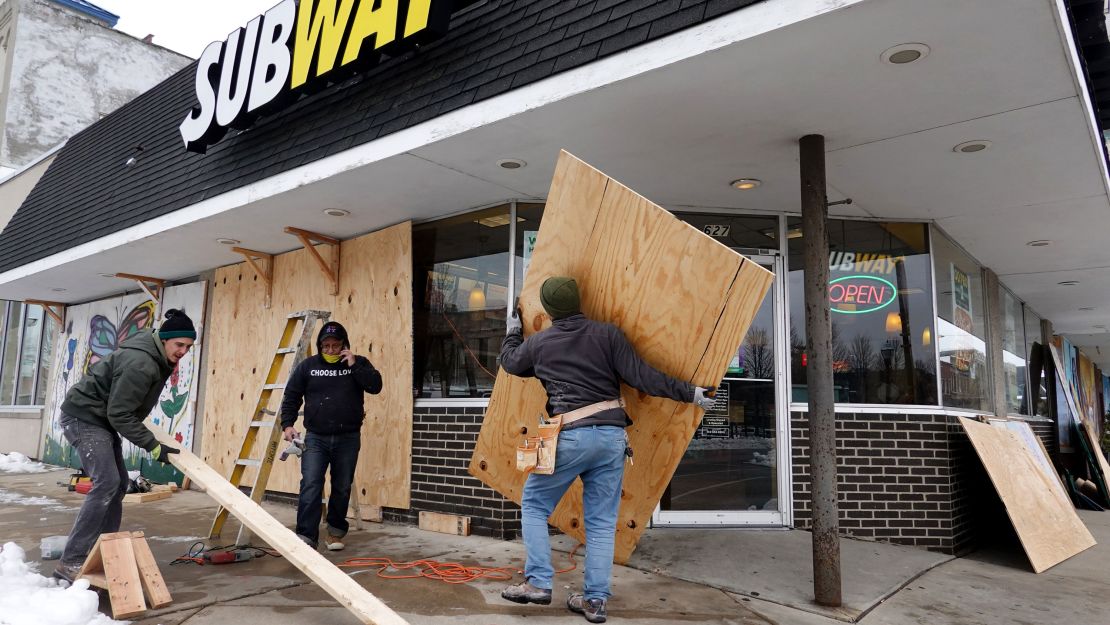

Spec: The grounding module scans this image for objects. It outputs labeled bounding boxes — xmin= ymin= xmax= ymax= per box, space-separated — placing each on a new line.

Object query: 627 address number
xmin=703 ymin=225 xmax=730 ymax=237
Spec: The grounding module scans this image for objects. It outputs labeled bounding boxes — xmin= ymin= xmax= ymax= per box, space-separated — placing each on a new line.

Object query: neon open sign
xmin=828 ymin=275 xmax=897 ymax=314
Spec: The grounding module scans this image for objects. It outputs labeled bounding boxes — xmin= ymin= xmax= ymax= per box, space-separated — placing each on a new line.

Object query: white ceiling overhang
xmin=3 ymin=0 xmax=1110 ymax=364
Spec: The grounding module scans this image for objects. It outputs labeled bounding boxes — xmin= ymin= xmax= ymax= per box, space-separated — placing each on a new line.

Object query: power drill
xmin=203 ymin=548 xmax=254 ymax=564
xmin=279 ymin=437 xmax=305 ymax=461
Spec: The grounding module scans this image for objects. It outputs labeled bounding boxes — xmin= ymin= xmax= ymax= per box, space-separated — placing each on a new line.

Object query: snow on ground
xmin=0 ymin=542 xmax=126 ymax=625
xmin=751 ymin=448 xmax=776 ymax=468
xmin=0 ymin=452 xmax=51 ymax=474
xmin=0 ymin=490 xmax=76 ymax=513
xmin=144 ymin=535 xmax=205 ymax=543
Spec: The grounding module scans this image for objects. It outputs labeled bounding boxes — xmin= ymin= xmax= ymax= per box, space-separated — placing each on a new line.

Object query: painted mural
xmin=42 ymin=282 xmax=206 ymax=483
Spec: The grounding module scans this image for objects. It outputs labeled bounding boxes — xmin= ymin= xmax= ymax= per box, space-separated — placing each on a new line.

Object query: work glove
xmin=506 ymin=307 xmax=523 ymax=336
xmin=693 ymin=386 xmax=717 ymax=410
xmin=151 ymin=444 xmax=180 ymax=464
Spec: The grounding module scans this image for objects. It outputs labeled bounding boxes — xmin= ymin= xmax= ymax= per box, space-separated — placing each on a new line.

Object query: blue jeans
xmin=521 ymin=425 xmax=626 ymax=601
xmin=58 ymin=413 xmax=129 ymax=567
xmin=295 ymin=431 xmax=361 ymax=546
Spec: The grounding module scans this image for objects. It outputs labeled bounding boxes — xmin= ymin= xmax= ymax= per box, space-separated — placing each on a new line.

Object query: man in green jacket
xmin=53 ymin=309 xmax=196 ymax=582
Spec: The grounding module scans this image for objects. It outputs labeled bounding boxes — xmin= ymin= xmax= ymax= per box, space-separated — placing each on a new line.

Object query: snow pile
xmin=0 ymin=490 xmax=61 ymax=508
xmin=0 ymin=542 xmax=126 ymax=625
xmin=0 ymin=452 xmax=50 ymax=474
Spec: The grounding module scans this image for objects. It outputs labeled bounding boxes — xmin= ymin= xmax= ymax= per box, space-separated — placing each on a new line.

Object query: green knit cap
xmin=540 ymin=276 xmax=581 ymax=320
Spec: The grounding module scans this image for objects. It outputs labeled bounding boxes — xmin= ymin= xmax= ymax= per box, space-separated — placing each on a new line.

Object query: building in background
xmin=0 ymin=0 xmax=190 ymax=178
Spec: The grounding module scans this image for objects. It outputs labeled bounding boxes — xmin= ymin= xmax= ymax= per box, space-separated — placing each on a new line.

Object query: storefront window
xmin=413 ymin=205 xmax=512 ymax=398
xmin=1023 ymin=306 xmax=1049 ymax=417
xmin=0 ymin=302 xmax=23 ymax=403
xmin=1000 ymin=288 xmax=1026 ymax=415
xmin=15 ymin=305 xmax=43 ymax=405
xmin=36 ymin=314 xmax=54 ymax=406
xmin=932 ymin=230 xmax=990 ymax=411
xmin=789 ymin=220 xmax=937 ymax=405
xmin=671 ymin=213 xmax=781 ymax=250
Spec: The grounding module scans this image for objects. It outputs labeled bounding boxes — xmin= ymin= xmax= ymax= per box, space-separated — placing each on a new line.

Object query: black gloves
xmin=152 ymin=443 xmax=180 ymax=464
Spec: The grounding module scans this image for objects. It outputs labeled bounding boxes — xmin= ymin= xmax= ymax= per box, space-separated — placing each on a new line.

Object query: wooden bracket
xmin=114 ymin=273 xmax=165 ymax=316
xmin=284 ymin=226 xmax=340 ymax=295
xmin=24 ymin=299 xmax=65 ymax=326
xmin=232 ymin=247 xmax=275 ymax=308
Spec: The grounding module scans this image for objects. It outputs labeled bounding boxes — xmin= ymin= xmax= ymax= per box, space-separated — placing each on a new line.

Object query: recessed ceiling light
xmin=1026 ymin=240 xmax=1052 ymax=247
xmin=1058 ymin=280 xmax=1080 ymax=286
xmin=497 ymin=158 xmax=526 ymax=170
xmin=730 ymin=178 xmax=762 ymax=190
xmin=881 ymin=43 xmax=930 ymax=65
xmin=98 ymin=273 xmax=115 ymax=278
xmin=216 ymin=237 xmax=240 ymax=245
xmin=1080 ymin=307 xmax=1095 ymax=311
xmin=953 ymin=140 xmax=991 ymax=154
xmin=323 ymin=208 xmax=350 ymax=217
xmin=51 ymin=287 xmax=67 ymax=292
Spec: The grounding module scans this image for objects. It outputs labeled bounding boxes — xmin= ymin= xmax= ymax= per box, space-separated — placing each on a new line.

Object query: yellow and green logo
xmin=180 ymin=0 xmax=451 ymax=153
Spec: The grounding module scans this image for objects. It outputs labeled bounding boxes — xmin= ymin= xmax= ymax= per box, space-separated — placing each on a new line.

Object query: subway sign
xmin=180 ymin=0 xmax=452 ymax=153
xmin=828 ymin=275 xmax=897 ymax=314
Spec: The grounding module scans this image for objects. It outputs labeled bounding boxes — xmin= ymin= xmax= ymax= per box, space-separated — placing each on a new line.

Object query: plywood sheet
xmin=990 ymin=419 xmax=1067 ymax=504
xmin=1048 ymin=342 xmax=1110 ymax=502
xmin=469 ymin=151 xmax=773 ymax=562
xmin=202 ymin=223 xmax=413 ymax=509
xmin=958 ymin=417 xmax=1095 ymax=573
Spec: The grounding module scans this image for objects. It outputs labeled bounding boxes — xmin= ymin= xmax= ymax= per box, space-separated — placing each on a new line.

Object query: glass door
xmin=653 ymin=254 xmax=790 ymax=526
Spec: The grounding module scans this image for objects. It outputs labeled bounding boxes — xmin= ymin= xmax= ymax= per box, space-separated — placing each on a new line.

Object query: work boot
xmin=501 ymin=580 xmax=552 ymax=605
xmin=325 ymin=533 xmax=345 ymax=551
xmin=52 ymin=562 xmax=80 ymax=584
xmin=567 ymin=593 xmax=607 ymax=623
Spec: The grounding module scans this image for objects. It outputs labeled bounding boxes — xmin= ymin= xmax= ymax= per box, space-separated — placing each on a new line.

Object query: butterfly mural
xmin=83 ymin=300 xmax=157 ymax=374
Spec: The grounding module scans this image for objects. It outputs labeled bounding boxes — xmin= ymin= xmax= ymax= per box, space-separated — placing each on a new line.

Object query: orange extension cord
xmin=338 ymin=543 xmax=581 ymax=585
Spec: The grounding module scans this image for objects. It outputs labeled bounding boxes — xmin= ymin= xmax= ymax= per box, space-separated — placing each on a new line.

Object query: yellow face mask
xmin=322 ymin=353 xmax=342 ymax=364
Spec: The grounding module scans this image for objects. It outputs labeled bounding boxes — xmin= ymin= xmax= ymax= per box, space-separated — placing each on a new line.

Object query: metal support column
xmin=799 ymin=133 xmax=842 ymax=607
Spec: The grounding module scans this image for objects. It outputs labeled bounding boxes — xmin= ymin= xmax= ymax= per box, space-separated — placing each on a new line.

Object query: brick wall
xmin=382 ymin=406 xmax=520 ymax=538
xmin=1027 ymin=418 xmax=1057 ymax=459
xmin=791 ymin=412 xmax=984 ymax=555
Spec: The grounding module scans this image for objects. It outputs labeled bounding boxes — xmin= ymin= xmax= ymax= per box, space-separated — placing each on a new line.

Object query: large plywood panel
xmin=958 ymin=417 xmax=1095 ymax=573
xmin=469 ymin=151 xmax=773 ymax=562
xmin=202 ymin=223 xmax=413 ymax=509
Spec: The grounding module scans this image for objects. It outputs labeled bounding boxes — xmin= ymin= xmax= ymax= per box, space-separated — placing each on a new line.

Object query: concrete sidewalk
xmin=2 ymin=468 xmax=1106 ymax=624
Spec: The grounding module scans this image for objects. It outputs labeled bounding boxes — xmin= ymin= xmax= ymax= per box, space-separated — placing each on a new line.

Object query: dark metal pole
xmin=800 ymin=134 xmax=842 ymax=607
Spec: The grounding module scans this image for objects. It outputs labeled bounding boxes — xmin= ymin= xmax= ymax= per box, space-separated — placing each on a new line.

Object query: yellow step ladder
xmin=209 ymin=309 xmax=331 ymax=544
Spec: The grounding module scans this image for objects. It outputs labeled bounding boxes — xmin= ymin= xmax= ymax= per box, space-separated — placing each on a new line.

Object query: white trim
xmin=0 ymin=406 xmax=44 ymax=415
xmin=1050 ymin=0 xmax=1110 ymax=199
xmin=0 ymin=141 xmax=65 ymax=185
xmin=0 ymin=0 xmax=864 ymax=286
xmin=414 ymin=398 xmax=490 ymax=408
xmin=788 ymin=403 xmax=992 ymax=418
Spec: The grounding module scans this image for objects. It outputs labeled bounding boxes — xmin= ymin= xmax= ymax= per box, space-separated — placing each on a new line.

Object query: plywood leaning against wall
xmin=958 ymin=417 xmax=1095 ymax=573
xmin=469 ymin=151 xmax=774 ymax=563
xmin=203 ymin=222 xmax=413 ymax=509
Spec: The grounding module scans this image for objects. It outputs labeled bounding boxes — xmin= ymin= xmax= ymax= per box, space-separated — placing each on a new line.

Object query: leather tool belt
xmin=516 ymin=398 xmax=626 ymax=475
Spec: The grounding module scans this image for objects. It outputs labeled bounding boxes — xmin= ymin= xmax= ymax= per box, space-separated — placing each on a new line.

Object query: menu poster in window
xmin=522 ymin=230 xmax=538 ymax=283
xmin=951 ymin=264 xmax=973 ymax=372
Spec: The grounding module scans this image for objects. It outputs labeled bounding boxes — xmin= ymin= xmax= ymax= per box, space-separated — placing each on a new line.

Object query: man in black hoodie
xmin=280 ymin=321 xmax=382 ymax=550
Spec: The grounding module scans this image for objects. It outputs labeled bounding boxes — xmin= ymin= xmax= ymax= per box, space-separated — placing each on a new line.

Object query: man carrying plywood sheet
xmin=498 ymin=277 xmax=716 ymax=624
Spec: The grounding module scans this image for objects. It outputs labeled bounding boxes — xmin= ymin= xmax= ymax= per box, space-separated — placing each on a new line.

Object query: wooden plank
xmin=83 ymin=572 xmax=107 ymax=589
xmin=469 ymin=151 xmax=773 ymax=562
xmin=958 ymin=417 xmax=1095 ymax=573
xmin=123 ymin=491 xmax=172 ymax=503
xmin=129 ymin=533 xmax=173 ymax=609
xmin=202 ymin=222 xmax=413 ymax=510
xmin=418 ymin=511 xmax=471 ymax=536
xmin=1048 ymin=342 xmax=1110 ymax=503
xmin=100 ymin=533 xmax=147 ymax=619
xmin=152 ymin=430 xmax=409 ymax=625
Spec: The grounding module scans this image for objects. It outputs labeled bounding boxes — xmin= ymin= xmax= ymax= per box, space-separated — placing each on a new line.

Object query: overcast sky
xmin=95 ymin=1 xmax=279 ymax=58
